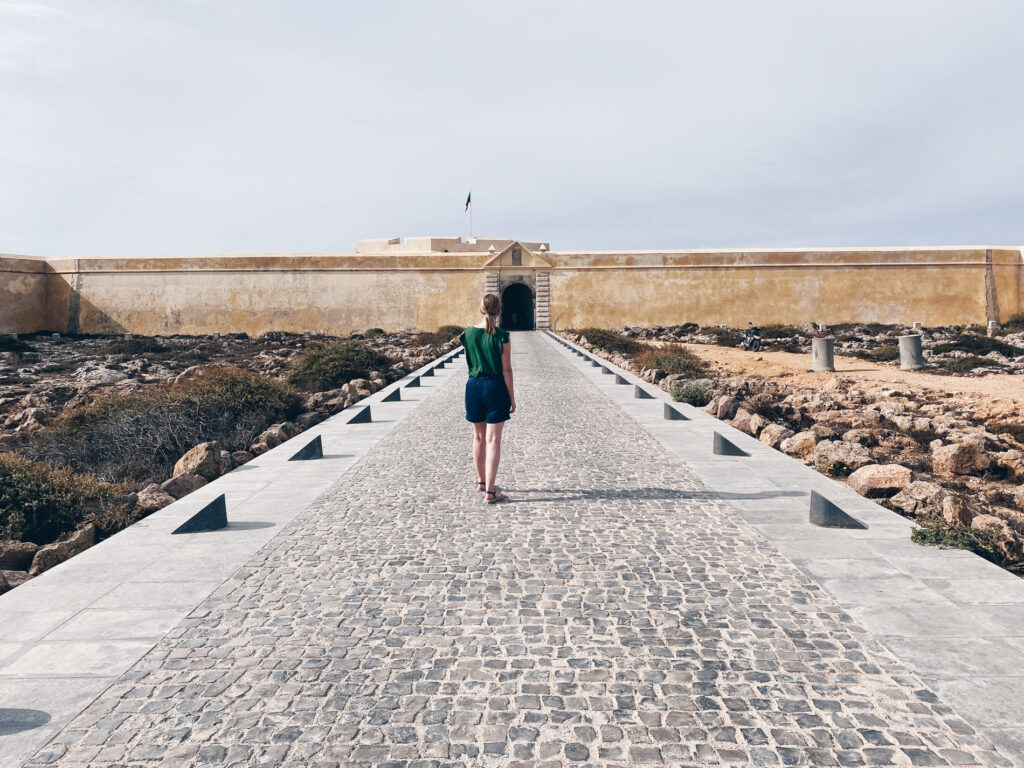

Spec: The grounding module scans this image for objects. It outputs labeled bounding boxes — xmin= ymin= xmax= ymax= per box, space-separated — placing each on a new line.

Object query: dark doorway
xmin=501 ymin=283 xmax=534 ymax=330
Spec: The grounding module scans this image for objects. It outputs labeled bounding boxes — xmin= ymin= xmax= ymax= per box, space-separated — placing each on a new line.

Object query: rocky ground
xmin=562 ymin=324 xmax=1024 ymax=574
xmin=0 ymin=330 xmax=457 ymax=592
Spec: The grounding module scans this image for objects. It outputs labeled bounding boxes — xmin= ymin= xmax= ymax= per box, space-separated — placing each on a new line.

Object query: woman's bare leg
xmin=485 ymin=422 xmax=505 ymax=491
xmin=472 ymin=422 xmax=487 ymax=485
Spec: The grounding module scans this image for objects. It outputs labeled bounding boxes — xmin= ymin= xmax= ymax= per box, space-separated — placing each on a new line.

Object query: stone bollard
xmin=988 ymin=320 xmax=999 ymax=337
xmin=898 ymin=335 xmax=924 ymax=370
xmin=812 ymin=337 xmax=835 ymax=372
xmin=8 ymin=333 xmax=17 ymax=341
xmin=912 ymin=321 xmax=922 ymax=332
xmin=51 ymin=333 xmax=60 ymax=341
xmin=304 ymin=330 xmax=311 ymax=338
xmin=818 ymin=322 xmax=828 ymax=332
xmin=214 ymin=331 xmax=220 ymax=339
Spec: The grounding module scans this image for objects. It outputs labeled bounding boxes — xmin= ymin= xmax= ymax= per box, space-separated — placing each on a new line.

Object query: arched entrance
xmin=501 ymin=283 xmax=534 ymax=330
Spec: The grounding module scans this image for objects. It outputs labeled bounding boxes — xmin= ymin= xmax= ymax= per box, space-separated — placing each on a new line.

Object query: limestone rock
xmin=748 ymin=413 xmax=770 ymax=436
xmin=780 ymin=431 xmax=817 ymax=460
xmin=847 ymin=464 xmax=911 ymax=498
xmin=971 ymin=514 xmax=1005 ymax=533
xmin=231 ymin=450 xmax=254 ymax=467
xmin=74 ymin=366 xmax=128 ymax=385
xmin=0 ymin=540 xmax=38 ymax=571
xmin=759 ymin=424 xmax=795 ymax=449
xmin=251 ymin=424 xmax=289 ymax=455
xmin=996 ymin=450 xmax=1024 ymax=481
xmin=813 ymin=440 xmax=873 ymax=472
xmin=942 ymin=495 xmax=975 ymax=526
xmin=728 ymin=408 xmax=754 ymax=435
xmin=705 ymin=395 xmax=739 ymax=421
xmin=279 ymin=421 xmax=301 ymax=438
xmin=29 ymin=524 xmax=96 ymax=576
xmin=889 ymin=481 xmax=945 ymax=516
xmin=173 ymin=441 xmax=225 ymax=480
xmin=1 ymin=569 xmax=30 ymax=591
xmin=842 ymin=428 xmax=879 ymax=447
xmin=1014 ymin=486 xmax=1024 ymax=512
xmin=931 ymin=441 xmax=990 ymax=477
xmin=136 ymin=483 xmax=176 ymax=514
xmin=219 ymin=450 xmax=232 ymax=476
xmin=295 ymin=411 xmax=322 ymax=429
xmin=160 ymin=473 xmax=208 ymax=499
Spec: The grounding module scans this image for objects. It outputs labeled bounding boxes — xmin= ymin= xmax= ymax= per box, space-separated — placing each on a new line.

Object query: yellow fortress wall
xmin=2 ymin=241 xmax=1021 ymax=335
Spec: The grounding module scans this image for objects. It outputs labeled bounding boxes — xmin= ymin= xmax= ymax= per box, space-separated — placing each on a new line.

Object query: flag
xmin=465 ymin=190 xmax=471 ymax=211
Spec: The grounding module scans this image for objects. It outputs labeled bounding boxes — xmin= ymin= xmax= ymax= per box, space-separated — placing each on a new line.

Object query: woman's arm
xmin=501 ymin=339 xmax=515 ymax=414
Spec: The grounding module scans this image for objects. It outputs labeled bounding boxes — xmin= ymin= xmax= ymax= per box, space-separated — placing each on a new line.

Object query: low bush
xmin=0 ymin=453 xmax=124 ymax=545
xmin=34 ymin=368 xmax=302 ymax=484
xmin=364 ymin=328 xmax=386 ymax=338
xmin=823 ymin=460 xmax=853 ymax=477
xmin=0 ymin=336 xmax=34 ymax=353
xmin=106 ymin=337 xmax=164 ymax=355
xmin=413 ymin=326 xmax=464 ymax=346
xmin=911 ymin=517 xmax=1003 ymax=563
xmin=672 ymin=381 xmax=711 ymax=407
xmin=288 ymin=341 xmax=395 ymax=392
xmin=633 ymin=344 xmax=707 ymax=378
xmin=995 ymin=314 xmax=1024 ymax=336
xmin=931 ymin=335 xmax=1024 ymax=358
xmin=938 ymin=355 xmax=1003 ymax=373
xmin=575 ymin=328 xmax=644 ymax=357
xmin=870 ymin=345 xmax=900 ymax=362
xmin=759 ymin=324 xmax=805 ymax=339
xmin=708 ymin=327 xmax=743 ymax=347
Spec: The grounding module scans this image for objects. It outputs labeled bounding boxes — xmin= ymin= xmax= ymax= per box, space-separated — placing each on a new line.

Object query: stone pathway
xmin=21 ymin=332 xmax=1008 ymax=767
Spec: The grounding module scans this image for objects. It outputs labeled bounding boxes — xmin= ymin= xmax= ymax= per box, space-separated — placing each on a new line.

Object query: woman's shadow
xmin=511 ymin=487 xmax=805 ymax=503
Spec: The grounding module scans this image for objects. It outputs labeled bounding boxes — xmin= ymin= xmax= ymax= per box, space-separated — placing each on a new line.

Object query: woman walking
xmin=460 ymin=293 xmax=516 ymax=503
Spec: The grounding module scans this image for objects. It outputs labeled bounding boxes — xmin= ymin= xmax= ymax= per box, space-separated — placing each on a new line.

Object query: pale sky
xmin=1 ymin=0 xmax=1022 ymax=256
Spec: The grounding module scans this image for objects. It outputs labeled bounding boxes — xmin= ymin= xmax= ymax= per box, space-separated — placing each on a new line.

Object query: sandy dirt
xmin=678 ymin=343 xmax=1024 ymax=413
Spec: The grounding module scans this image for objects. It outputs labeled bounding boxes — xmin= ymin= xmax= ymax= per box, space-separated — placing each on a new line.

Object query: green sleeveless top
xmin=460 ymin=326 xmax=510 ymax=378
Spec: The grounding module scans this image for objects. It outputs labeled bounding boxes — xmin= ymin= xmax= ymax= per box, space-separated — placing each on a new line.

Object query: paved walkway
xmin=16 ymin=333 xmax=1013 ymax=766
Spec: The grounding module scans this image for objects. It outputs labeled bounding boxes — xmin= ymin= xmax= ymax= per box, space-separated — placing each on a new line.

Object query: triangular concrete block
xmin=172 ymin=495 xmax=227 ymax=534
xmin=713 ymin=432 xmax=749 ymax=456
xmin=405 ymin=376 xmax=420 ymax=388
xmin=381 ymin=388 xmax=401 ymax=402
xmin=421 ymin=367 xmax=434 ymax=377
xmin=615 ymin=374 xmax=629 ymax=385
xmin=348 ymin=406 xmax=372 ymax=424
xmin=809 ymin=491 xmax=868 ymax=529
xmin=601 ymin=366 xmax=613 ymax=375
xmin=634 ymin=386 xmax=653 ymax=399
xmin=289 ymin=435 xmax=323 ymax=461
xmin=435 ymin=360 xmax=446 ymax=369
xmin=591 ymin=360 xmax=601 ymax=367
xmin=664 ymin=403 xmax=689 ymax=420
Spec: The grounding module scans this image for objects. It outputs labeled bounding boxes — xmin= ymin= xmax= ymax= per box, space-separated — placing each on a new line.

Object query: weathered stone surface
xmin=748 ymin=413 xmax=770 ymax=436
xmin=295 ymin=411 xmax=322 ymax=429
xmin=996 ymin=449 xmax=1024 ymax=481
xmin=231 ymin=450 xmax=254 ymax=467
xmin=759 ymin=423 xmax=795 ymax=449
xmin=779 ymin=430 xmax=816 ymax=460
xmin=0 ymin=569 xmax=30 ymax=590
xmin=173 ymin=441 xmax=225 ymax=480
xmin=942 ymin=495 xmax=975 ymax=526
xmin=218 ymin=449 xmax=232 ymax=475
xmin=0 ymin=539 xmax=38 ymax=570
xmin=932 ymin=440 xmax=990 ymax=477
xmin=813 ymin=440 xmax=873 ymax=472
xmin=705 ymin=395 xmax=739 ymax=421
xmin=136 ymin=483 xmax=176 ymax=514
xmin=889 ymin=481 xmax=946 ymax=516
xmin=847 ymin=464 xmax=911 ymax=498
xmin=728 ymin=408 xmax=754 ymax=434
xmin=160 ymin=472 xmax=208 ymax=499
xmin=74 ymin=366 xmax=127 ymax=384
xmin=29 ymin=524 xmax=96 ymax=576
xmin=250 ymin=424 xmax=289 ymax=455
xmin=1015 ymin=486 xmax=1024 ymax=511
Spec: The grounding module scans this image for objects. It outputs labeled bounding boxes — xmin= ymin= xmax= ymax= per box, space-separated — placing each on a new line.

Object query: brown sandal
xmin=485 ymin=489 xmax=506 ymax=504
xmin=477 ymin=479 xmax=487 ymax=492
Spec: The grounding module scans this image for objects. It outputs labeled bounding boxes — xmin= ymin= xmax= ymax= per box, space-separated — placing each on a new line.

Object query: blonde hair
xmin=480 ymin=293 xmax=501 ymax=335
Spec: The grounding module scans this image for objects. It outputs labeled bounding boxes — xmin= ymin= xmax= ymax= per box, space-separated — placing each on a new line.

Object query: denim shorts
xmin=465 ymin=375 xmax=511 ymax=424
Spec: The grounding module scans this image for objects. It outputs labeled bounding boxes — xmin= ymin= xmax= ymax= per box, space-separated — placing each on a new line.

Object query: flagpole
xmin=470 ymin=188 xmax=473 ymax=239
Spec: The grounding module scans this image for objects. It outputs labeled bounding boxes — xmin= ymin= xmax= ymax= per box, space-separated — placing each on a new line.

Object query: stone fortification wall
xmin=1 ymin=245 xmax=1021 ymax=335
xmin=548 ymin=247 xmax=1023 ymax=329
xmin=0 ymin=255 xmax=51 ymax=333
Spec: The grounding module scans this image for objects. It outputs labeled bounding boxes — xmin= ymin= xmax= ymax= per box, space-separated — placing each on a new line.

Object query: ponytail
xmin=480 ymin=293 xmax=501 ymax=335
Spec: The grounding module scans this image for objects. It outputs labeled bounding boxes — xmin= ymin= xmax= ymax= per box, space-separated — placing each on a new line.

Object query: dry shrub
xmin=413 ymin=326 xmax=465 ymax=346
xmin=33 ymin=368 xmax=301 ymax=485
xmin=288 ymin=340 xmax=395 ymax=392
xmin=0 ymin=453 xmax=124 ymax=545
xmin=575 ymin=329 xmax=644 ymax=357
xmin=633 ymin=344 xmax=707 ymax=378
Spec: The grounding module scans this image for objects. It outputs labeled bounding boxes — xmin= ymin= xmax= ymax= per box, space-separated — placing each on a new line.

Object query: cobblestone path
xmin=26 ymin=333 xmax=1006 ymax=767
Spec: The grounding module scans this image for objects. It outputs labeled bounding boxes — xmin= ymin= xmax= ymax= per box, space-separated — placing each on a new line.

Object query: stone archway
xmin=500 ymin=283 xmax=535 ymax=330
